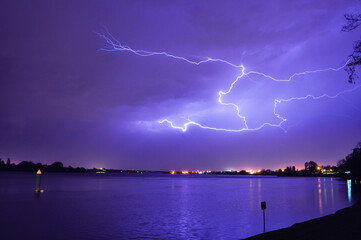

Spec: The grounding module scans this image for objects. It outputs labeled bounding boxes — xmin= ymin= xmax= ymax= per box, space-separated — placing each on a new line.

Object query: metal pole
xmin=261 ymin=201 xmax=266 ymax=233
xmin=263 ymin=209 xmax=265 ymax=233
xmin=35 ymin=169 xmax=41 ymax=192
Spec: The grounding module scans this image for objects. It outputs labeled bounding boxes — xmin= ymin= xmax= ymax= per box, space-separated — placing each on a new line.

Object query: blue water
xmin=0 ymin=173 xmax=357 ymax=240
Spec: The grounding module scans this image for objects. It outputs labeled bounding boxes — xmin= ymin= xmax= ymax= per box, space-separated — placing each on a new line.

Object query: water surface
xmin=0 ymin=173 xmax=357 ymax=239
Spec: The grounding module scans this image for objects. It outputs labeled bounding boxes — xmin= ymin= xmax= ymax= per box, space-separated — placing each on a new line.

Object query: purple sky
xmin=1 ymin=0 xmax=361 ymax=171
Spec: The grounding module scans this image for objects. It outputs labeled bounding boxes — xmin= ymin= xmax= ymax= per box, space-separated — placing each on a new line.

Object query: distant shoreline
xmin=0 ymin=159 xmax=350 ymax=178
xmin=0 ymin=169 xmax=346 ymax=179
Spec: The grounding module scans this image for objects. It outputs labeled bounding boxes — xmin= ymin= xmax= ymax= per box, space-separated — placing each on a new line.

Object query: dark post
xmin=261 ymin=201 xmax=266 ymax=233
xmin=35 ymin=169 xmax=42 ymax=192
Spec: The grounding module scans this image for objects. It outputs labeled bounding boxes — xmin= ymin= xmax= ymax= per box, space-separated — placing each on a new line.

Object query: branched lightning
xmin=98 ymin=30 xmax=360 ymax=133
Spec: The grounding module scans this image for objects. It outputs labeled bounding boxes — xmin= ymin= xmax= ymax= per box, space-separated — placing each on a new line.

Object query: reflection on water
xmin=347 ymin=179 xmax=352 ymax=203
xmin=0 ymin=173 xmax=358 ymax=240
xmin=331 ymin=178 xmax=334 ymax=205
xmin=317 ymin=178 xmax=323 ymax=214
xmin=315 ymin=177 xmax=359 ymax=216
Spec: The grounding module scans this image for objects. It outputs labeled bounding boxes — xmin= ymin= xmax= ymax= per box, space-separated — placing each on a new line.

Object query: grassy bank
xmin=244 ymin=201 xmax=361 ymax=240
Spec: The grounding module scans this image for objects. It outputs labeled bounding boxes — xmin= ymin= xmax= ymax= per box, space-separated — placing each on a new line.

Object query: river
xmin=0 ymin=172 xmax=357 ymax=239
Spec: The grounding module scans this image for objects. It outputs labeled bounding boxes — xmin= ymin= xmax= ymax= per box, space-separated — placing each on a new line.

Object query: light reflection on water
xmin=347 ymin=179 xmax=352 ymax=203
xmin=0 ymin=173 xmax=358 ymax=240
xmin=317 ymin=177 xmax=322 ymax=214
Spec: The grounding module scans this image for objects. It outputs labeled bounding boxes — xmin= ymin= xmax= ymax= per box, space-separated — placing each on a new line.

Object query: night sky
xmin=1 ymin=0 xmax=361 ymax=171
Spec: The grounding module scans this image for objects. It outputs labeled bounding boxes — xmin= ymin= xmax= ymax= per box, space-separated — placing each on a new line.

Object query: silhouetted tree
xmin=0 ymin=159 xmax=90 ymax=173
xmin=339 ymin=142 xmax=361 ymax=180
xmin=259 ymin=169 xmax=273 ymax=175
xmin=49 ymin=161 xmax=64 ymax=172
xmin=343 ymin=13 xmax=361 ymax=83
xmin=285 ymin=166 xmax=296 ymax=173
xmin=337 ymin=159 xmax=347 ymax=172
xmin=304 ymin=161 xmax=318 ymax=173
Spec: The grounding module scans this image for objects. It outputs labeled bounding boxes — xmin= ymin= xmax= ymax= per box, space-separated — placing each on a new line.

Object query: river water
xmin=0 ymin=172 xmax=357 ymax=239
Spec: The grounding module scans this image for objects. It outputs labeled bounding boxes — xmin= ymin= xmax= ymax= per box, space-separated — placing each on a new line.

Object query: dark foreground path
xmin=244 ymin=201 xmax=361 ymax=240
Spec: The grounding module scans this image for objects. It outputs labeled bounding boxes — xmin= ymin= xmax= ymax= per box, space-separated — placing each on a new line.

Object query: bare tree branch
xmin=343 ymin=13 xmax=361 ymax=83
xmin=342 ymin=13 xmax=361 ymax=32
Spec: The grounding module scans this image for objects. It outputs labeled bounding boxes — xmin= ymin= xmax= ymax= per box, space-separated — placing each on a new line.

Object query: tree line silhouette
xmin=0 ymin=158 xmax=86 ymax=173
xmin=0 ymin=141 xmax=360 ymax=179
xmin=337 ymin=141 xmax=361 ymax=180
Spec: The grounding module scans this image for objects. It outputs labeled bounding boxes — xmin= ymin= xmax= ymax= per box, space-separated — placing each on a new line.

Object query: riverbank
xmin=244 ymin=201 xmax=361 ymax=240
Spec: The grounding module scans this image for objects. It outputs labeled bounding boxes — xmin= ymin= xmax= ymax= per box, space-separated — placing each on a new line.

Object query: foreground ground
xmin=244 ymin=201 xmax=361 ymax=240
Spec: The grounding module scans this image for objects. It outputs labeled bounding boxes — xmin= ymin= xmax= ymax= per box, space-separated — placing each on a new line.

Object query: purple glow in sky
xmin=1 ymin=0 xmax=361 ymax=171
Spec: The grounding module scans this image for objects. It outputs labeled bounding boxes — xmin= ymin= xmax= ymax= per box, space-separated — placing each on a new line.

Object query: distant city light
xmin=247 ymin=169 xmax=258 ymax=174
xmin=169 ymin=170 xmax=212 ymax=174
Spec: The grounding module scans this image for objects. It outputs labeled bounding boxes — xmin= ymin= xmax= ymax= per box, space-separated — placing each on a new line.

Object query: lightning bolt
xmin=98 ymin=30 xmax=360 ymax=133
